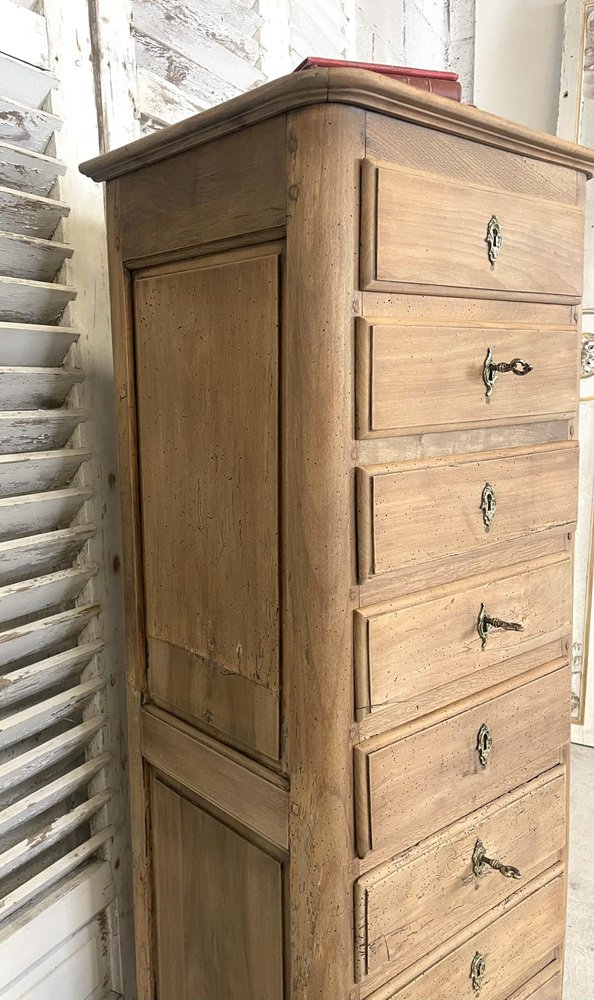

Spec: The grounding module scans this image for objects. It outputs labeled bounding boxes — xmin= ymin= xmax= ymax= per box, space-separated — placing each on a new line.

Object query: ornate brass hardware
xmin=477 ymin=602 xmax=524 ymax=650
xmin=486 ymin=215 xmax=503 ymax=265
xmin=470 ymin=952 xmax=487 ymax=994
xmin=476 ymin=723 xmax=493 ymax=767
xmin=483 ymin=347 xmax=533 ymax=398
xmin=472 ymin=838 xmax=522 ymax=880
xmin=480 ymin=482 xmax=496 ymax=531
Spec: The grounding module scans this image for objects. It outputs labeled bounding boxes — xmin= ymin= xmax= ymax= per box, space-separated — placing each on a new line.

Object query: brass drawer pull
xmin=480 ymin=482 xmax=496 ymax=530
xmin=477 ymin=602 xmax=524 ymax=650
xmin=486 ymin=214 xmax=502 ymax=265
xmin=483 ymin=346 xmax=533 ymax=398
xmin=472 ymin=838 xmax=522 ymax=880
xmin=476 ymin=723 xmax=493 ymax=767
xmin=470 ymin=951 xmax=486 ymax=994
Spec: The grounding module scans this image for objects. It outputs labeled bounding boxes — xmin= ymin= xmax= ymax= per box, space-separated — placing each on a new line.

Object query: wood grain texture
xmin=141 ymin=707 xmax=288 ymax=849
xmin=152 ymin=778 xmax=284 ymax=1000
xmin=356 ymin=320 xmax=578 ymax=438
xmin=360 ymin=160 xmax=585 ymax=301
xmin=79 ymin=67 xmax=594 ymax=182
xmin=355 ymin=553 xmax=571 ymax=718
xmin=365 ymin=870 xmax=564 ymax=1000
xmin=357 ymin=442 xmax=578 ymax=580
xmin=116 ymin=118 xmax=286 ymax=261
xmin=283 ymin=104 xmax=362 ymax=999
xmin=134 ymin=248 xmax=280 ymax=755
xmin=355 ymin=665 xmax=569 ymax=860
xmin=355 ymin=768 xmax=565 ymax=985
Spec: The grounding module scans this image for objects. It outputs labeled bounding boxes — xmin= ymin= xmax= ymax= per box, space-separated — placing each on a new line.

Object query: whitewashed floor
xmin=564 ymin=745 xmax=594 ymax=999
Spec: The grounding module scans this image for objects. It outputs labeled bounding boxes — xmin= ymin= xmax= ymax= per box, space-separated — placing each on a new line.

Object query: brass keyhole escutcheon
xmin=483 ymin=346 xmax=533 ymax=398
xmin=472 ymin=838 xmax=522 ymax=880
xmin=477 ymin=723 xmax=493 ymax=767
xmin=480 ymin=482 xmax=496 ymax=531
xmin=477 ymin=602 xmax=524 ymax=650
xmin=486 ymin=215 xmax=502 ymax=265
xmin=470 ymin=951 xmax=487 ymax=994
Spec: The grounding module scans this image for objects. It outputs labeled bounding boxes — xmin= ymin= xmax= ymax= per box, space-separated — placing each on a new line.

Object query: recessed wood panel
xmin=357 ymin=442 xmax=578 ymax=581
xmin=354 ymin=665 xmax=569 ymax=860
xmin=152 ymin=779 xmax=284 ymax=1000
xmin=355 ymin=769 xmax=565 ymax=984
xmin=360 ymin=160 xmax=584 ymax=301
xmin=134 ymin=249 xmax=280 ymax=756
xmin=355 ymin=554 xmax=571 ymax=719
xmin=356 ymin=320 xmax=578 ymax=438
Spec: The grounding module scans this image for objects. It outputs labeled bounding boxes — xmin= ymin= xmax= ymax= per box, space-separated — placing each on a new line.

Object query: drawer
xmin=355 ymin=320 xmax=578 ymax=438
xmin=360 ymin=160 xmax=584 ymax=301
xmin=354 ymin=768 xmax=565 ymax=984
xmin=357 ymin=442 xmax=577 ymax=581
xmin=354 ymin=554 xmax=571 ymax=723
xmin=366 ymin=872 xmax=564 ymax=1000
xmin=509 ymin=971 xmax=562 ymax=1000
xmin=354 ymin=665 xmax=569 ymax=859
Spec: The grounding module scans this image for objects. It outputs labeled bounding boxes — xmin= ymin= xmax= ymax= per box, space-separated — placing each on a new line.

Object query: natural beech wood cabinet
xmin=81 ymin=68 xmax=594 ymax=1000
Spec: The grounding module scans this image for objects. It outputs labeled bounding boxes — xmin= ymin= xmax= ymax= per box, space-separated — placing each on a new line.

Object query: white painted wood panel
xmin=0 ymin=53 xmax=57 ymax=109
xmin=0 ymin=717 xmax=105 ymax=795
xmin=0 ymin=97 xmax=61 ymax=154
xmin=0 ymin=525 xmax=95 ymax=586
xmin=136 ymin=66 xmax=206 ymax=126
xmin=0 ymin=641 xmax=101 ymax=712
xmin=0 ymin=487 xmax=92 ymax=539
xmin=134 ymin=28 xmax=242 ymax=109
xmin=0 ymin=411 xmax=86 ymax=454
xmin=0 ymin=0 xmax=49 ymax=71
xmin=0 ymin=143 xmax=66 ymax=198
xmin=0 ymin=830 xmax=113 ymax=925
xmin=0 ymin=232 xmax=73 ymax=282
xmin=0 ymin=277 xmax=76 ymax=325
xmin=0 ymin=326 xmax=78 ymax=367
xmin=0 ymin=367 xmax=82 ymax=409
xmin=0 ymin=187 xmax=69 ymax=240
xmin=0 ymin=449 xmax=88 ymax=497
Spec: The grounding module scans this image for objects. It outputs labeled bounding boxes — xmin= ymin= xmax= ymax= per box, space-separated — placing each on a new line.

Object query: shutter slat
xmin=0 ymin=448 xmax=89 ymax=496
xmin=0 ymin=716 xmax=105 ymax=793
xmin=0 ymin=603 xmax=100 ymax=669
xmin=0 ymin=791 xmax=110 ymax=880
xmin=0 ymin=368 xmax=83 ymax=410
xmin=0 ymin=142 xmax=66 ymax=198
xmin=0 ymin=187 xmax=70 ymax=241
xmin=0 ymin=828 xmax=113 ymax=923
xmin=0 ymin=410 xmax=87 ymax=454
xmin=0 ymin=2 xmax=50 ymax=73
xmin=0 ymin=640 xmax=101 ymax=709
xmin=0 ymin=525 xmax=95 ymax=586
xmin=0 ymin=232 xmax=73 ymax=282
xmin=0 ymin=96 xmax=61 ymax=153
xmin=0 ymin=568 xmax=95 ymax=626
xmin=0 ymin=677 xmax=104 ymax=751
xmin=0 ymin=487 xmax=92 ymax=540
xmin=0 ymin=276 xmax=76 ymax=324
xmin=0 ymin=53 xmax=57 ymax=108
xmin=0 ymin=753 xmax=109 ymax=838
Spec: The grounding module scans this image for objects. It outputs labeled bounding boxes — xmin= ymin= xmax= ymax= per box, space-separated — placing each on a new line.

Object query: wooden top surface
xmin=80 ymin=66 xmax=594 ymax=181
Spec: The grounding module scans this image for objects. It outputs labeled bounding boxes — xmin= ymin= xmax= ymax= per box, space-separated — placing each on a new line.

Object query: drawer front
xmin=355 ymin=554 xmax=571 ymax=720
xmin=360 ymin=160 xmax=584 ymax=300
xmin=354 ymin=665 xmax=569 ymax=859
xmin=371 ymin=874 xmax=564 ymax=1000
xmin=356 ymin=321 xmax=578 ymax=438
xmin=355 ymin=769 xmax=565 ymax=983
xmin=357 ymin=443 xmax=577 ymax=580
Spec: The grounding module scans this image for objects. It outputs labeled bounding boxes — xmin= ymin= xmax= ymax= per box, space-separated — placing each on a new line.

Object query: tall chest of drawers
xmin=82 ymin=68 xmax=594 ymax=1000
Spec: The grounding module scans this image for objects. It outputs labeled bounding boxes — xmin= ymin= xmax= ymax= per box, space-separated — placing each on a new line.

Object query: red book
xmin=294 ymin=57 xmax=462 ymax=102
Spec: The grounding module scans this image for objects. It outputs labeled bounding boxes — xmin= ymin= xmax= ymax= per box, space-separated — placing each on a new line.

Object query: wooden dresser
xmin=81 ymin=68 xmax=594 ymax=1000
